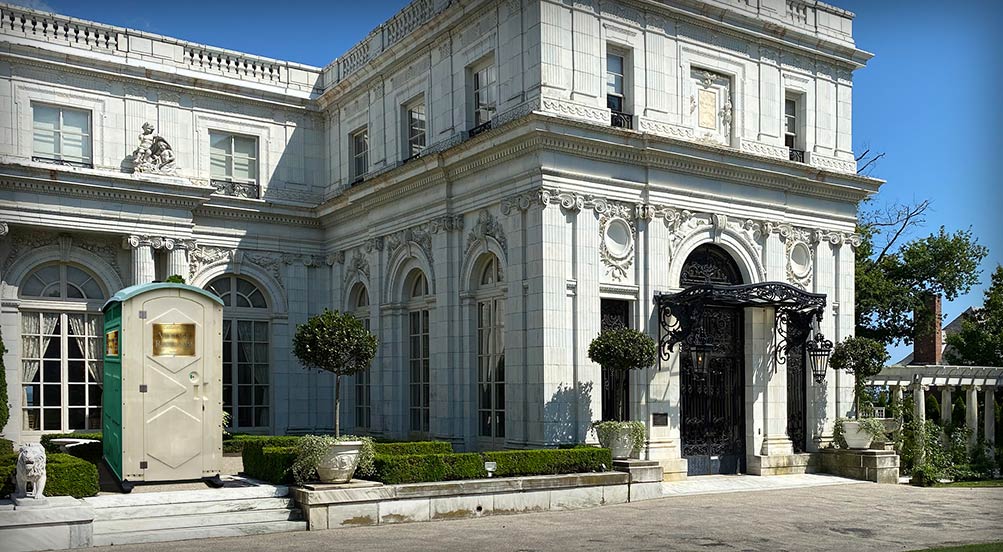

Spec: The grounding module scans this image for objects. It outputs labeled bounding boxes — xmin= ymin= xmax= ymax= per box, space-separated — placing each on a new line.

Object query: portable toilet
xmin=102 ymin=282 xmax=224 ymax=492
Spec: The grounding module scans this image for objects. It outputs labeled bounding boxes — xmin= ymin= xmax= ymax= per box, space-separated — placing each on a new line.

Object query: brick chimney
xmin=912 ymin=293 xmax=942 ymax=365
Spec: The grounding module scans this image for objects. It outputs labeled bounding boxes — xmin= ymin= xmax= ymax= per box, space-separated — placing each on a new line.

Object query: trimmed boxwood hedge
xmin=38 ymin=433 xmax=104 ymax=464
xmin=0 ymin=452 xmax=99 ymax=498
xmin=242 ymin=446 xmax=297 ymax=484
xmin=373 ymin=441 xmax=453 ymax=456
xmin=483 ymin=447 xmax=612 ymax=477
xmin=372 ymin=453 xmax=485 ymax=485
xmin=0 ymin=438 xmax=13 ymax=454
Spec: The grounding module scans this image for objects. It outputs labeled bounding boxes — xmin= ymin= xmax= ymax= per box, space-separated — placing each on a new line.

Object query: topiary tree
xmin=292 ymin=309 xmax=378 ymax=437
xmin=587 ymin=327 xmax=657 ymax=421
xmin=829 ymin=336 xmax=889 ymax=419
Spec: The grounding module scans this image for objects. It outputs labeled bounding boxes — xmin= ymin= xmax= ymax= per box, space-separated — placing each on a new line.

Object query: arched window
xmin=206 ymin=275 xmax=271 ymax=430
xmin=350 ymin=283 xmax=371 ymax=430
xmin=679 ymin=244 xmax=743 ymax=287
xmin=473 ymin=255 xmax=505 ymax=445
xmin=19 ymin=262 xmax=106 ymax=433
xmin=404 ymin=269 xmax=431 ymax=435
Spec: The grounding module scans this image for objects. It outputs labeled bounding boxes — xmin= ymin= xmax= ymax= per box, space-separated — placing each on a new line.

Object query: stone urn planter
xmin=841 ymin=421 xmax=874 ymax=449
xmin=316 ymin=440 xmax=362 ymax=483
xmin=593 ymin=420 xmax=644 ymax=460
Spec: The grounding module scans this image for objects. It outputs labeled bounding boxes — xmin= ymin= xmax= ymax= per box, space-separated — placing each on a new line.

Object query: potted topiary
xmin=292 ymin=309 xmax=378 ymax=483
xmin=829 ymin=336 xmax=889 ymax=449
xmin=587 ymin=326 xmax=657 ymax=459
xmin=291 ymin=434 xmax=376 ymax=485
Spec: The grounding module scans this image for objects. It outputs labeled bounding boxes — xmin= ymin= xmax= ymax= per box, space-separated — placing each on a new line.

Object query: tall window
xmin=406 ymin=271 xmax=431 ymax=434
xmin=471 ymin=61 xmax=497 ymax=130
xmin=352 ymin=284 xmax=372 ymax=430
xmin=32 ymin=104 xmax=92 ymax=167
xmin=475 ymin=256 xmax=505 ymax=444
xmin=206 ymin=275 xmax=270 ymax=430
xmin=19 ymin=263 xmax=106 ymax=432
xmin=210 ymin=132 xmax=259 ymax=198
xmin=784 ymin=93 xmax=804 ymax=162
xmin=404 ymin=99 xmax=426 ymax=160
xmin=606 ymin=51 xmax=625 ymax=113
xmin=351 ymin=127 xmax=369 ymax=180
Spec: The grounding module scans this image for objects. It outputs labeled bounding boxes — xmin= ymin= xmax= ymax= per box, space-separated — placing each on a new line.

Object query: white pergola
xmin=868 ymin=365 xmax=1002 ymax=451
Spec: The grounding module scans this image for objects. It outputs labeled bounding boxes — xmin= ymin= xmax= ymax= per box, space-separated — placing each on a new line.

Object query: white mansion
xmin=0 ymin=0 xmax=880 ymax=479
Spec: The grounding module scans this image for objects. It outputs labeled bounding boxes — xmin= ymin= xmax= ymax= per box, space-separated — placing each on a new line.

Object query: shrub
xmin=241 ymin=436 xmax=303 ymax=481
xmin=587 ymin=327 xmax=657 ymax=422
xmin=0 ymin=438 xmax=13 ymax=455
xmin=0 ymin=452 xmax=99 ymax=498
xmin=242 ymin=446 xmax=297 ymax=484
xmin=227 ymin=434 xmax=300 ymax=455
xmin=372 ymin=453 xmax=485 ymax=485
xmin=831 ymin=418 xmax=848 ymax=449
xmin=40 ymin=433 xmax=103 ymax=455
xmin=373 ymin=441 xmax=453 ymax=456
xmin=483 ymin=448 xmax=612 ymax=477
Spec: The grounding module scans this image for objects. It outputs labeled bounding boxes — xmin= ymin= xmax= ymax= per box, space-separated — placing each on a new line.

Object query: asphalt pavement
xmin=91 ymin=482 xmax=1003 ymax=552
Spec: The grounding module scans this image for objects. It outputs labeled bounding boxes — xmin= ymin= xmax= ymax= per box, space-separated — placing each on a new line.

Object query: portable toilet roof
xmin=103 ymin=282 xmax=224 ymax=310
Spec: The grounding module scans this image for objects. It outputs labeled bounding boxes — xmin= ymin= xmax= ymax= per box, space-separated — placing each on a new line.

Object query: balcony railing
xmin=610 ymin=110 xmax=633 ymax=129
xmin=32 ymin=156 xmax=92 ymax=169
xmin=468 ymin=120 xmax=492 ymax=138
xmin=212 ymin=179 xmax=260 ymax=199
xmin=788 ymin=148 xmax=805 ymax=163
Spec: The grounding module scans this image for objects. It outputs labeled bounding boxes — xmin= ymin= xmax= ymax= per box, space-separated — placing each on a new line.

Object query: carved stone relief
xmin=131 ymin=123 xmax=177 ymax=175
xmin=467 ymin=210 xmax=507 ymax=254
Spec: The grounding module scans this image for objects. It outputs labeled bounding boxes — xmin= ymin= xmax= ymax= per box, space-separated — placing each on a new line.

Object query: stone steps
xmin=85 ymin=482 xmax=306 ymax=546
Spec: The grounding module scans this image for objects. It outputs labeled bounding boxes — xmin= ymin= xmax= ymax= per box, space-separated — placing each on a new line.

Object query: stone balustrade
xmin=0 ymin=4 xmax=320 ymax=94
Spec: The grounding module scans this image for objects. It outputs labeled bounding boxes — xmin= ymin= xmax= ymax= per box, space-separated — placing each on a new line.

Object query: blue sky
xmin=18 ymin=0 xmax=1002 ymax=359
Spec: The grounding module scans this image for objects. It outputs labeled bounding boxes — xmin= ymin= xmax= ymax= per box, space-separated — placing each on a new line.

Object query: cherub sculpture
xmin=132 ymin=122 xmax=177 ymax=175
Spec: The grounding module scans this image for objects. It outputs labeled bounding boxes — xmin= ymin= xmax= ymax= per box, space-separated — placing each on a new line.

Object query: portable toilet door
xmin=103 ymin=282 xmax=224 ymax=491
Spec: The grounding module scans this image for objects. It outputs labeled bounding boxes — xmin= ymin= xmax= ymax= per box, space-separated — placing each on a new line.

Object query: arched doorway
xmin=678 ymin=244 xmax=745 ymax=475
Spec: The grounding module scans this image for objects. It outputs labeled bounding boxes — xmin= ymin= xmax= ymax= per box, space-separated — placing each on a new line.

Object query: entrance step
xmin=84 ymin=481 xmax=306 ymax=546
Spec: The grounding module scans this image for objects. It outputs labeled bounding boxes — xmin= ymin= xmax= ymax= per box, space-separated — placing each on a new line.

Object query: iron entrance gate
xmin=680 ymin=305 xmax=745 ymax=475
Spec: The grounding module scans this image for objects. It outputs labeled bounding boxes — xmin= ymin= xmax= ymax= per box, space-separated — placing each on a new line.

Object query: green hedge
xmin=39 ymin=433 xmax=103 ymax=454
xmin=0 ymin=438 xmax=13 ymax=455
xmin=227 ymin=434 xmax=300 ymax=455
xmin=0 ymin=452 xmax=99 ymax=498
xmin=373 ymin=441 xmax=453 ymax=456
xmin=243 ymin=446 xmax=297 ymax=484
xmin=483 ymin=448 xmax=612 ymax=477
xmin=372 ymin=453 xmax=485 ymax=485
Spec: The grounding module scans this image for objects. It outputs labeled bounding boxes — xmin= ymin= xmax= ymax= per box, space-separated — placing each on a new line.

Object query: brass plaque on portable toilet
xmin=152 ymin=323 xmax=196 ymax=356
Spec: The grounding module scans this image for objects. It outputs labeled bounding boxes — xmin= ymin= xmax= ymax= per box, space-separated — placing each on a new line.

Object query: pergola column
xmin=940 ymin=386 xmax=952 ymax=426
xmin=911 ymin=382 xmax=927 ymax=463
xmin=891 ymin=385 xmax=904 ymax=422
xmin=984 ymin=387 xmax=995 ymax=449
xmin=964 ymin=385 xmax=980 ymax=449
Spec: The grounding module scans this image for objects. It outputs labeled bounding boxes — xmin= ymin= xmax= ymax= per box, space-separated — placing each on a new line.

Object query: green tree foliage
xmin=292 ymin=309 xmax=378 ymax=437
xmin=829 ymin=336 xmax=889 ymax=419
xmin=164 ymin=274 xmax=186 ymax=284
xmin=855 ymin=199 xmax=987 ymax=345
xmin=587 ymin=327 xmax=657 ymax=421
xmin=945 ymin=265 xmax=1003 ymax=367
xmin=925 ymin=393 xmax=940 ymax=423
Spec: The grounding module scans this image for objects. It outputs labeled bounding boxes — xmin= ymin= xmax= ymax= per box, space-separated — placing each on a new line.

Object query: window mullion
xmin=60 ymin=312 xmax=68 ymax=432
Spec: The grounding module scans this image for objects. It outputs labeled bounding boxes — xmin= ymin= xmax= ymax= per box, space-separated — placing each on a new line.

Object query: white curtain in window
xmin=67 ymin=314 xmax=102 ymax=386
xmin=21 ymin=313 xmax=58 ymax=383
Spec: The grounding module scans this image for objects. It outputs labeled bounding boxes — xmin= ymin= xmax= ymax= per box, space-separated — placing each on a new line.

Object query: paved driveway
xmin=94 ymin=483 xmax=1003 ymax=552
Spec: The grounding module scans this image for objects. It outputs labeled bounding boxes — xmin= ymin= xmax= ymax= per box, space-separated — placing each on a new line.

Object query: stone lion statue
xmin=16 ymin=443 xmax=47 ymax=499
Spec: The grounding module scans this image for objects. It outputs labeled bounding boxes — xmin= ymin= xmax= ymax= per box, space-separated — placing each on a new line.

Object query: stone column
xmin=912 ymin=382 xmax=927 ymax=464
xmin=985 ymin=387 xmax=996 ymax=450
xmin=125 ymin=235 xmax=157 ymax=285
xmin=165 ymin=239 xmax=194 ymax=281
xmin=940 ymin=387 xmax=952 ymax=426
xmin=965 ymin=385 xmax=980 ymax=449
xmin=891 ymin=385 xmax=904 ymax=423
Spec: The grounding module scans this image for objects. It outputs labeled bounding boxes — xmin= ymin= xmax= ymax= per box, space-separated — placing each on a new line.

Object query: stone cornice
xmin=0 ymin=159 xmax=214 ymax=210
xmin=322 ymin=112 xmax=879 ymax=222
xmin=193 ymin=204 xmax=322 ymax=229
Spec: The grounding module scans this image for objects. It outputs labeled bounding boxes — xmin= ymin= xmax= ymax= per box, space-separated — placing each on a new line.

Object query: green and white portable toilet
xmin=102 ymin=282 xmax=225 ymax=492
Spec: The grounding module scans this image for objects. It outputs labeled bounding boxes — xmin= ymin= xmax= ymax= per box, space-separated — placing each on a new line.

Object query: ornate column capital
xmin=0 ymin=221 xmax=8 ymax=237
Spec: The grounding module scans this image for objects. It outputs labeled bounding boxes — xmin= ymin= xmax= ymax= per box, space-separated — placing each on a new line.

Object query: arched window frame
xmin=206 ymin=274 xmax=272 ymax=432
xmin=404 ymin=269 xmax=432 ymax=436
xmin=350 ymin=283 xmax=372 ymax=431
xmin=18 ymin=262 xmax=107 ymax=434
xmin=471 ymin=255 xmax=506 ymax=446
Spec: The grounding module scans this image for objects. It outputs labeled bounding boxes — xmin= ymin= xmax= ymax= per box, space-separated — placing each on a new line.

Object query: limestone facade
xmin=0 ymin=0 xmax=880 ymax=476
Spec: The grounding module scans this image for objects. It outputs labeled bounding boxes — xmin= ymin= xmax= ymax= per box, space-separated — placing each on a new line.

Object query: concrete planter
xmin=607 ymin=431 xmax=634 ymax=460
xmin=317 ymin=441 xmax=362 ymax=484
xmin=842 ymin=421 xmax=874 ymax=450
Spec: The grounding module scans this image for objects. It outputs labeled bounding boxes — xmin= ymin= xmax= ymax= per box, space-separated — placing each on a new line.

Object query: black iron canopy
xmin=656 ymin=281 xmax=833 ymax=383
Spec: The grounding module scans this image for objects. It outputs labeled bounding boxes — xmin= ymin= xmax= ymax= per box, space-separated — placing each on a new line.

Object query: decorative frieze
xmin=429 ymin=215 xmax=464 ymax=234
xmin=343 ymin=250 xmax=371 ymax=287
